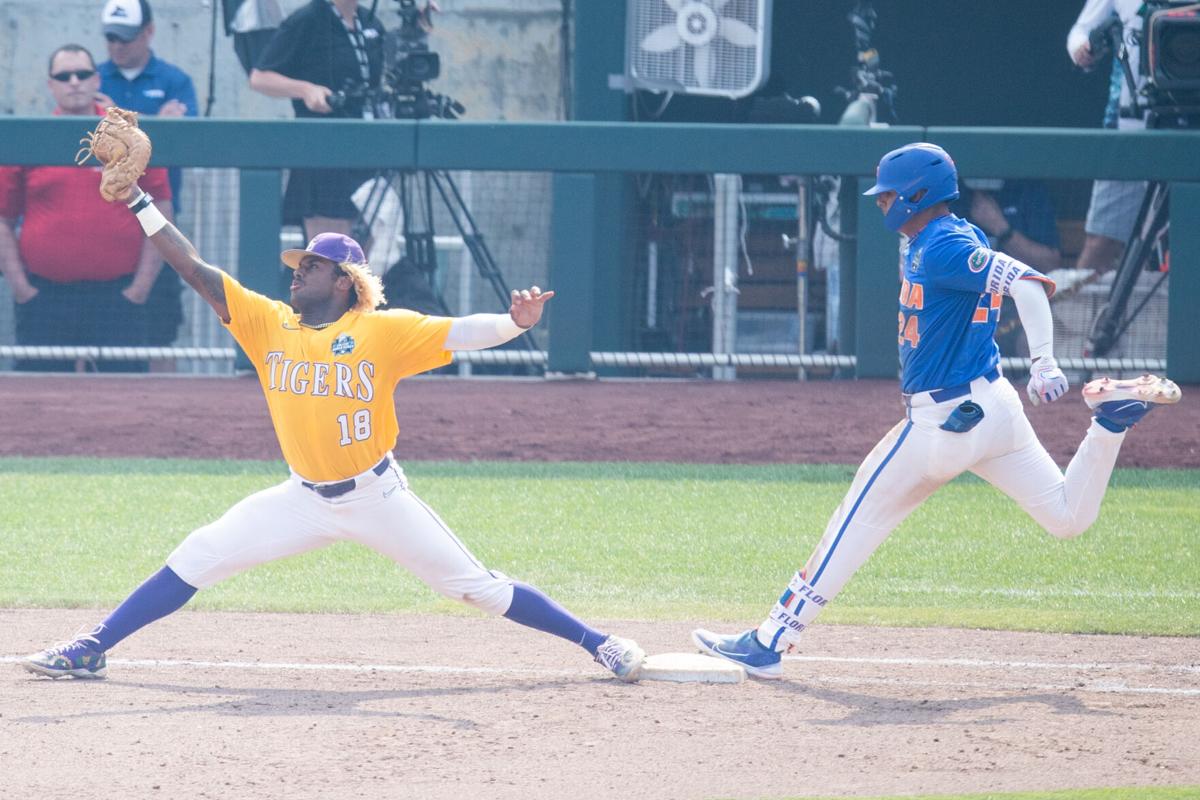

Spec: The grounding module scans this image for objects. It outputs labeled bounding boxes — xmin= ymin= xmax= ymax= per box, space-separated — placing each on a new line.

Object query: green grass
xmin=794 ymin=789 xmax=1200 ymax=800
xmin=1 ymin=457 xmax=1198 ymax=635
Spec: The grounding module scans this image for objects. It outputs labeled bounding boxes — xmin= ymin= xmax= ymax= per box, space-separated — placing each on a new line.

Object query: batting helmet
xmin=863 ymin=142 xmax=959 ymax=232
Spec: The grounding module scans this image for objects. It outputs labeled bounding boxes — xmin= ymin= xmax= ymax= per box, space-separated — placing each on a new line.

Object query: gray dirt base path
xmin=5 ymin=608 xmax=1199 ymax=800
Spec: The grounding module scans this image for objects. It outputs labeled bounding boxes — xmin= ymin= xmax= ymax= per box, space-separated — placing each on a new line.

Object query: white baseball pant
xmin=166 ymin=457 xmax=514 ymax=614
xmin=758 ymin=374 xmax=1126 ymax=650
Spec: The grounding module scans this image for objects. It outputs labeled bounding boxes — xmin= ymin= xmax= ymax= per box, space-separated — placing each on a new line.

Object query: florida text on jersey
xmin=897 ymin=215 xmax=1054 ymax=395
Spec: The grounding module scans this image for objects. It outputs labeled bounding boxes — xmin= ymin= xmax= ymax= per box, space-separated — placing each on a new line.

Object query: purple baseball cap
xmin=281 ymin=232 xmax=367 ymax=270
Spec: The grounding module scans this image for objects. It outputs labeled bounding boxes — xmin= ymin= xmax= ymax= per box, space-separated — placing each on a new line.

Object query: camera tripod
xmin=1087 ymin=106 xmax=1198 ymax=358
xmin=1086 ymin=179 xmax=1169 ymax=358
xmin=350 ymin=168 xmax=539 ymax=352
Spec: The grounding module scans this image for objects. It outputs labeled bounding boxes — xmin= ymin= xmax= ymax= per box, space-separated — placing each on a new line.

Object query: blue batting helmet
xmin=863 ymin=142 xmax=959 ymax=232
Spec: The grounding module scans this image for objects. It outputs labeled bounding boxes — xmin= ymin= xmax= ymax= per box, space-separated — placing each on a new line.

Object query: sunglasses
xmin=105 ymin=33 xmax=137 ymax=43
xmin=50 ymin=69 xmax=96 ymax=82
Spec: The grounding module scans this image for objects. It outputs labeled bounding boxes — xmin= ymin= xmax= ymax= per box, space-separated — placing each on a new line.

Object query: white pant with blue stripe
xmin=166 ymin=457 xmax=515 ymax=615
xmin=757 ymin=375 xmax=1126 ymax=651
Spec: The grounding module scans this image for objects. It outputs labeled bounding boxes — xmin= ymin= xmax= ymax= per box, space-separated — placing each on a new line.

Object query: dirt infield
xmin=3 ymin=374 xmax=1199 ymax=799
xmin=0 ymin=373 xmax=1196 ymax=467
xmin=6 ymin=610 xmax=1200 ymax=799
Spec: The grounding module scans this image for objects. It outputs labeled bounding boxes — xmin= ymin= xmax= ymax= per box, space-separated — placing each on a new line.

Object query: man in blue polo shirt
xmin=99 ymin=0 xmax=197 ymax=140
xmin=98 ymin=0 xmax=199 ymax=353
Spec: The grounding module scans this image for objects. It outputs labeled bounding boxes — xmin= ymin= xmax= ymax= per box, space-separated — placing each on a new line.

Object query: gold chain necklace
xmin=300 ymin=320 xmax=336 ymax=330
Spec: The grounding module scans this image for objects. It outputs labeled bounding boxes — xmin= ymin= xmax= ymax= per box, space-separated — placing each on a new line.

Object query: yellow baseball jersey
xmin=221 ymin=273 xmax=453 ymax=482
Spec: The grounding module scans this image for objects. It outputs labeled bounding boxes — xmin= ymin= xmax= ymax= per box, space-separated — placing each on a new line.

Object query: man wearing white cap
xmin=99 ymin=0 xmax=197 ymax=121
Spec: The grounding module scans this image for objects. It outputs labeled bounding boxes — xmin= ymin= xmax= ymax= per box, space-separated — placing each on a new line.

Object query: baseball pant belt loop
xmin=902 ymin=365 xmax=1002 ymax=411
xmin=299 ymin=454 xmax=393 ymax=499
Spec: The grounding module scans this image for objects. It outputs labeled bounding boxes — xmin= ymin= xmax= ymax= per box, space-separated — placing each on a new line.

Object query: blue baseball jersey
xmin=898 ymin=214 xmax=1053 ymax=395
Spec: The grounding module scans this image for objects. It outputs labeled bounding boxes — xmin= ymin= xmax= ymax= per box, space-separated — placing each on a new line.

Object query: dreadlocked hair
xmin=338 ymin=260 xmax=386 ymax=312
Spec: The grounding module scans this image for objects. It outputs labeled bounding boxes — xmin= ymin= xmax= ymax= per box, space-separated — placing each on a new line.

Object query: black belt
xmin=905 ymin=366 xmax=1001 ymax=407
xmin=301 ymin=456 xmax=390 ymax=498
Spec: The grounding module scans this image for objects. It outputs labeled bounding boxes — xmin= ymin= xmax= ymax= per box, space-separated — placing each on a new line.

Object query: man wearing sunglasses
xmin=99 ymin=0 xmax=198 ymax=360
xmin=0 ymin=44 xmax=172 ymax=372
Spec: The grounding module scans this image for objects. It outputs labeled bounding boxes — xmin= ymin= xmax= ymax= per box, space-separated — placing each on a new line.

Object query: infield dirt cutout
xmin=2 ymin=376 xmax=1198 ymax=799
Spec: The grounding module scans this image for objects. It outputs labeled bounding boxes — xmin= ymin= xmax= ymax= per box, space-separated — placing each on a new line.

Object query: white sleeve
xmin=1010 ymin=277 xmax=1055 ymax=362
xmin=444 ymin=313 xmax=525 ymax=351
xmin=1067 ymin=0 xmax=1114 ymax=56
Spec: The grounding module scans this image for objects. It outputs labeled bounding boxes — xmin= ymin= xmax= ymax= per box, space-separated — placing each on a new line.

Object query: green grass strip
xmin=1 ymin=457 xmax=1197 ymax=636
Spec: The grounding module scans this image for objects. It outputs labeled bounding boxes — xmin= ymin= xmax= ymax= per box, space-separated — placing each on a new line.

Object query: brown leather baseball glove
xmin=75 ymin=106 xmax=152 ymax=202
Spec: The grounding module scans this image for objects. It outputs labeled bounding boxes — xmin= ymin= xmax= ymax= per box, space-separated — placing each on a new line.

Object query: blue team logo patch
xmin=968 ymin=247 xmax=992 ymax=273
xmin=331 ymin=334 xmax=356 ymax=356
xmin=910 ymin=248 xmax=923 ymax=274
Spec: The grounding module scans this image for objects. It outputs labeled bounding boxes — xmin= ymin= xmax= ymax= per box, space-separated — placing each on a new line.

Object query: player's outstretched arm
xmin=75 ymin=108 xmax=231 ymax=322
xmin=443 ymin=287 xmax=554 ymax=351
xmin=123 ymin=185 xmax=231 ymax=323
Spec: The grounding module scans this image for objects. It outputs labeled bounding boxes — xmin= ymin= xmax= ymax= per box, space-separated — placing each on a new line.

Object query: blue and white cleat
xmin=594 ymin=635 xmax=645 ymax=682
xmin=1083 ymin=375 xmax=1180 ymax=430
xmin=692 ymin=629 xmax=782 ymax=680
xmin=22 ymin=633 xmax=107 ymax=679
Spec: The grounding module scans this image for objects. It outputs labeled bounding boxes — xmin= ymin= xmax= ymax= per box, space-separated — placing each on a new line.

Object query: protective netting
xmin=0 ymin=165 xmax=1169 ymax=377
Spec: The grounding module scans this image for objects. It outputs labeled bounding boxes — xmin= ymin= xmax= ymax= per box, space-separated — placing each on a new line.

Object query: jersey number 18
xmin=337 ymin=410 xmax=372 ymax=445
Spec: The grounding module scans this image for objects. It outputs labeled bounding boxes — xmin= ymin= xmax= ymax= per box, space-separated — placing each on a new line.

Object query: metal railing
xmin=0 ymin=346 xmax=1165 ymax=376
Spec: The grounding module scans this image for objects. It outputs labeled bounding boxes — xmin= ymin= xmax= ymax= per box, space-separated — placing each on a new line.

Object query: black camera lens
xmin=400 ymin=51 xmax=440 ymax=82
xmin=1162 ymin=26 xmax=1200 ymax=80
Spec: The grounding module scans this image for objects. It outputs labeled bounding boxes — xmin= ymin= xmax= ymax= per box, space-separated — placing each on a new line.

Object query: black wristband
xmin=127 ymin=191 xmax=153 ymax=214
xmin=994 ymin=226 xmax=1015 ymax=248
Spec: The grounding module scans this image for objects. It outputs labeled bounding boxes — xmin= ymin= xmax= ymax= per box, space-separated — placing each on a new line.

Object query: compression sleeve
xmin=444 ymin=313 xmax=526 ymax=351
xmin=1010 ymin=277 xmax=1055 ymax=362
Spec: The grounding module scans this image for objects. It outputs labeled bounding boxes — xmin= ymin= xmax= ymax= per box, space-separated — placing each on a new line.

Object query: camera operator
xmin=249 ymin=0 xmax=386 ymax=241
xmin=1067 ymin=0 xmax=1147 ymax=275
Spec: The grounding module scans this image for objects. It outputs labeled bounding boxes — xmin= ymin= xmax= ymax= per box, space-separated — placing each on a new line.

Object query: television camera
xmin=328 ymin=0 xmax=465 ymax=120
xmin=1140 ymin=1 xmax=1200 ymax=104
xmin=1087 ymin=2 xmax=1198 ymax=357
xmin=1091 ymin=0 xmax=1200 ymax=126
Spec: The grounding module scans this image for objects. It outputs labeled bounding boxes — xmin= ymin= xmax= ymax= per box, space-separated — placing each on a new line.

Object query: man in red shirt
xmin=0 ymin=44 xmax=172 ymax=371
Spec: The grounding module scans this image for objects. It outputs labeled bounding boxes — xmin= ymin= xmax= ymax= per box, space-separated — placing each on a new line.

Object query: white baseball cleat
xmin=1082 ymin=375 xmax=1180 ymax=430
xmin=1082 ymin=374 xmax=1181 ymax=408
xmin=594 ymin=635 xmax=645 ymax=682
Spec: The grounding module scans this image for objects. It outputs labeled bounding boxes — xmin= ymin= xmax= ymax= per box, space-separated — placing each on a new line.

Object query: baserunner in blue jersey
xmin=693 ymin=142 xmax=1181 ymax=679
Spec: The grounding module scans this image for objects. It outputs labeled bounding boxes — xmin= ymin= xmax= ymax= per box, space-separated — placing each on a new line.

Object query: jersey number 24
xmin=898 ymin=312 xmax=920 ymax=348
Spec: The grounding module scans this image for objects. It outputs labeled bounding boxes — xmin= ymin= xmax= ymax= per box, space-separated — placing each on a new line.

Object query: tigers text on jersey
xmin=897 ymin=214 xmax=1054 ymax=395
xmin=221 ymin=274 xmax=453 ymax=482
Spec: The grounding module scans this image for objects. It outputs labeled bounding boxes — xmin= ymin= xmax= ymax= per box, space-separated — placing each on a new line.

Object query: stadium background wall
xmin=0 ymin=1 xmax=1109 ymax=129
xmin=0 ymin=2 xmax=1195 ymax=381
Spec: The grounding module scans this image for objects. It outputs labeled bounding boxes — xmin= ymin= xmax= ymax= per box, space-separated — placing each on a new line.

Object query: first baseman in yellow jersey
xmin=22 ymin=182 xmax=646 ymax=682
